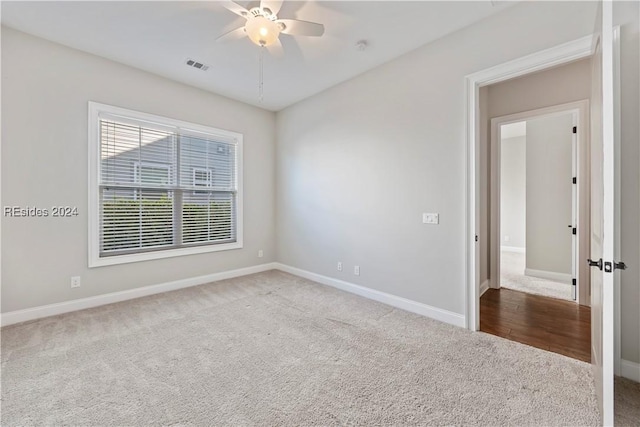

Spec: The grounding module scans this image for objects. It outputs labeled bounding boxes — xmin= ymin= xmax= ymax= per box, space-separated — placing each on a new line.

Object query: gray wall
xmin=488 ymin=59 xmax=593 ymax=119
xmin=500 ymin=136 xmax=526 ymax=249
xmin=525 ymin=114 xmax=573 ymax=275
xmin=276 ymin=1 xmax=598 ymax=316
xmin=1 ymin=27 xmax=277 ymax=313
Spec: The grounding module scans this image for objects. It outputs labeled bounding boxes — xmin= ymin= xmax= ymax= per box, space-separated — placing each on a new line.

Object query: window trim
xmin=88 ymin=101 xmax=243 ymax=268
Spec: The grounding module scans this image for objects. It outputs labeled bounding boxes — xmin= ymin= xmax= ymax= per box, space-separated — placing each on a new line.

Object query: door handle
xmin=614 ymin=261 xmax=627 ymax=271
xmin=587 ymin=258 xmax=603 ymax=270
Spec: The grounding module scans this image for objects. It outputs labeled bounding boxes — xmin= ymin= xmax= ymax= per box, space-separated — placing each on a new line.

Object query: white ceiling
xmin=1 ymin=1 xmax=513 ymax=111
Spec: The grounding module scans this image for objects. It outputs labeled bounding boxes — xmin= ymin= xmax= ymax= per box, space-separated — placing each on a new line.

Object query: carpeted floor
xmin=615 ymin=376 xmax=640 ymax=426
xmin=501 ymin=251 xmax=573 ymax=301
xmin=0 ymin=270 xmax=622 ymax=425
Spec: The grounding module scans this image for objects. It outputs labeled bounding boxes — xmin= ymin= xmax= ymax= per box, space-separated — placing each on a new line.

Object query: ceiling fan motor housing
xmin=250 ymin=7 xmax=277 ymax=21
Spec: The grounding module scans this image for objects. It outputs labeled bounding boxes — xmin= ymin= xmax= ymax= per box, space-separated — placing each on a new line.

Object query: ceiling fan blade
xmin=220 ymin=0 xmax=250 ymax=18
xmin=277 ymin=19 xmax=324 ymax=37
xmin=266 ymin=38 xmax=284 ymax=58
xmin=260 ymin=0 xmax=283 ymax=16
xmin=216 ymin=26 xmax=247 ymax=43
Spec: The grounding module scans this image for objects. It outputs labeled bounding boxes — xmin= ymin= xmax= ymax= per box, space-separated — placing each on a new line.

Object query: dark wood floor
xmin=480 ymin=288 xmax=591 ymax=362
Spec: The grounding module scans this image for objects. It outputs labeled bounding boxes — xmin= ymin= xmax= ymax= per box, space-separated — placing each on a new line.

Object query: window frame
xmin=88 ymin=101 xmax=243 ymax=268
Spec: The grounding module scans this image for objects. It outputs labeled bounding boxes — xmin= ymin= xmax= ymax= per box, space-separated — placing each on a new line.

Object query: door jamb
xmin=464 ymin=34 xmax=593 ymax=332
xmin=488 ymin=101 xmax=590 ymax=307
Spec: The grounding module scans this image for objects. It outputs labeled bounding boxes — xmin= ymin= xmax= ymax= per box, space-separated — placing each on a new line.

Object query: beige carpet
xmin=615 ymin=376 xmax=640 ymax=426
xmin=0 ymin=270 xmax=606 ymax=425
xmin=501 ymin=251 xmax=573 ymax=301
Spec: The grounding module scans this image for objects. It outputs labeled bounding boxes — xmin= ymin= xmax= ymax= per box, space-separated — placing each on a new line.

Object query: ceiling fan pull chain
xmin=258 ymin=46 xmax=265 ymax=103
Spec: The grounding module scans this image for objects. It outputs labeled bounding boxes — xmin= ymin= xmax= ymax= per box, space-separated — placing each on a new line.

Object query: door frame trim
xmin=489 ymin=100 xmax=590 ymax=307
xmin=464 ymin=34 xmax=593 ymax=332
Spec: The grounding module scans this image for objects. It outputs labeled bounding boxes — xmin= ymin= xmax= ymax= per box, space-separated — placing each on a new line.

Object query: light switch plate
xmin=422 ymin=213 xmax=439 ymax=224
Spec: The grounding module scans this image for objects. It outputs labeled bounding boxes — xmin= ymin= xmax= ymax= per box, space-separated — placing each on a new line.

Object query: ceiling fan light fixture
xmin=245 ymin=15 xmax=281 ymax=47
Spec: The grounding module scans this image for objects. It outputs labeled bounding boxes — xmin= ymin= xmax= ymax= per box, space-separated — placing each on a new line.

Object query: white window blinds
xmin=98 ymin=114 xmax=238 ymax=257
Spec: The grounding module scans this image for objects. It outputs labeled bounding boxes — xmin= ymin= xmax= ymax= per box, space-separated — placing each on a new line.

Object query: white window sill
xmin=89 ymin=241 xmax=243 ymax=268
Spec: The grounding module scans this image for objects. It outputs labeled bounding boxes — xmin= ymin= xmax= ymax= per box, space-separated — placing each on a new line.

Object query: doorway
xmin=480 ymin=101 xmax=591 ymax=362
xmin=466 ymin=8 xmax=621 ymax=422
xmin=490 ymin=106 xmax=588 ymax=305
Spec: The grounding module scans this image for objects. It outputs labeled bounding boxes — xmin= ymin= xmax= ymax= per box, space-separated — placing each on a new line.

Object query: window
xmin=89 ymin=102 xmax=243 ymax=267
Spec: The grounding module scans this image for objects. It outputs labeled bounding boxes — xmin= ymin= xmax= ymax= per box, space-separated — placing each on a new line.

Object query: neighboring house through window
xmin=133 ymin=162 xmax=171 ymax=200
xmin=88 ymin=102 xmax=243 ymax=267
xmin=192 ymin=167 xmax=213 ymax=190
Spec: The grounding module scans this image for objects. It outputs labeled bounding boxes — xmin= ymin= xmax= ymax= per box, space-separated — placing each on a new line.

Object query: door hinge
xmin=573 ymin=126 xmax=577 ymax=134
xmin=573 ymin=177 xmax=577 ymax=184
xmin=572 ymin=278 xmax=576 ymax=287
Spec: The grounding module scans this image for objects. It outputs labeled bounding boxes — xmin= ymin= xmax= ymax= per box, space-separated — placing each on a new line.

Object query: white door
xmin=589 ymin=1 xmax=617 ymax=425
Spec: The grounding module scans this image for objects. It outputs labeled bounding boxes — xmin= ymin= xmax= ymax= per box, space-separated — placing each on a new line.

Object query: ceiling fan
xmin=217 ymin=0 xmax=325 ymax=56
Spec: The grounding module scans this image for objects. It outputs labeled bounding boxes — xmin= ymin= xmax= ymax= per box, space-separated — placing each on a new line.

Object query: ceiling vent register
xmin=185 ymin=59 xmax=209 ymax=71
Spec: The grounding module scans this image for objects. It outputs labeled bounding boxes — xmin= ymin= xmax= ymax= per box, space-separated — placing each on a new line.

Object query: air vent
xmin=185 ymin=58 xmax=209 ymax=71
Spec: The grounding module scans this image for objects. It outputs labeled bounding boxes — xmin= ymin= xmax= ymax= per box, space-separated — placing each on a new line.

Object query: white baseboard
xmin=274 ymin=263 xmax=465 ymax=328
xmin=621 ymin=359 xmax=640 ymax=382
xmin=0 ymin=263 xmax=278 ymax=327
xmin=524 ymin=268 xmax=572 ymax=284
xmin=501 ymin=246 xmax=526 ymax=254
xmin=480 ymin=280 xmax=490 ymax=297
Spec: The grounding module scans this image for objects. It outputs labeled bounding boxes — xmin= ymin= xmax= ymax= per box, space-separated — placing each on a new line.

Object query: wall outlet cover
xmin=70 ymin=276 xmax=81 ymax=288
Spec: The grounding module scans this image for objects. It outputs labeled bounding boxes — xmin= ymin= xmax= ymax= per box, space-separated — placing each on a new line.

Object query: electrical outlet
xmin=354 ymin=265 xmax=360 ymax=276
xmin=337 ymin=262 xmax=343 ymax=271
xmin=70 ymin=276 xmax=81 ymax=288
xmin=258 ymin=250 xmax=264 ymax=258
xmin=504 ymin=235 xmax=510 ymax=242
